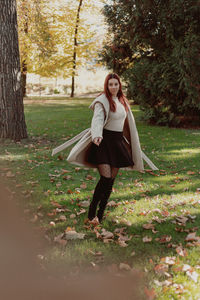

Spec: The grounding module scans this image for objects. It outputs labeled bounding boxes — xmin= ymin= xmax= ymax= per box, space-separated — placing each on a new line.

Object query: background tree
xmin=102 ymin=0 xmax=200 ymax=126
xmin=0 ymin=0 xmax=27 ymax=140
xmin=17 ymin=0 xmax=101 ymax=96
xmin=53 ymin=0 xmax=101 ymax=97
xmin=17 ymin=0 xmax=58 ymax=95
xmin=71 ymin=0 xmax=83 ymax=98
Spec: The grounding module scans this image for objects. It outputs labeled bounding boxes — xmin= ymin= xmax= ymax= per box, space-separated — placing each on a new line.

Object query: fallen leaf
xmin=117 ymin=240 xmax=128 ymax=247
xmin=76 ymin=209 xmax=86 ymax=216
xmin=152 ymin=208 xmax=161 ymax=214
xmin=49 ymin=221 xmax=56 ymax=227
xmin=101 ymin=229 xmax=114 ymax=239
xmin=185 ymin=232 xmax=200 ymax=242
xmin=79 ymin=201 xmax=90 ymax=207
xmin=63 ymin=175 xmax=72 ymax=180
xmin=161 ymin=256 xmax=176 ymax=265
xmin=182 ymin=264 xmax=192 ymax=272
xmin=139 ymin=210 xmax=150 ymax=216
xmin=65 ymin=231 xmax=85 ymax=240
xmin=154 ymin=279 xmax=172 ymax=287
xmin=61 ymin=169 xmax=70 ymax=174
xmin=107 ymin=200 xmax=118 ymax=207
xmin=143 ymin=236 xmax=152 ymax=243
xmin=86 ymin=175 xmax=94 ymax=180
xmin=119 ymin=263 xmax=131 ymax=271
xmin=70 ymin=214 xmax=76 ymax=219
xmin=187 ymin=171 xmax=195 ymax=175
xmin=54 ymin=234 xmax=67 ymax=246
xmin=143 ymin=223 xmax=155 ymax=230
xmin=59 ymin=215 xmax=67 ymax=221
xmin=67 ymin=189 xmax=73 ymax=194
xmin=186 ymin=270 xmax=199 ymax=282
xmin=144 ymin=287 xmax=156 ymax=299
xmin=176 ymin=216 xmax=188 ymax=224
xmin=154 ymin=264 xmax=169 ymax=275
xmin=161 ymin=210 xmax=170 ymax=217
xmin=158 ymin=235 xmax=172 ymax=243
xmin=6 ymin=171 xmax=15 ymax=178
xmin=176 ymin=246 xmax=188 ymax=257
xmin=80 ymin=183 xmax=87 ymax=189
xmin=89 ymin=216 xmax=100 ymax=227
xmin=172 ymin=283 xmax=185 ymax=294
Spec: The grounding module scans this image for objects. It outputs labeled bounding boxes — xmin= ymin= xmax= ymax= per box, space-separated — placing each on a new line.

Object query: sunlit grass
xmin=0 ymin=98 xmax=200 ymax=299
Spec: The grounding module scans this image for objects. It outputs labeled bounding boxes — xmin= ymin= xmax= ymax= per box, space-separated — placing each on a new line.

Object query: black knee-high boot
xmin=88 ymin=175 xmax=110 ymax=220
xmin=97 ymin=177 xmax=115 ymax=222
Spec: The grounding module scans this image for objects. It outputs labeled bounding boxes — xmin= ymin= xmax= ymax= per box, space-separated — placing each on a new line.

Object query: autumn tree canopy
xmin=17 ymin=0 xmax=102 ymax=95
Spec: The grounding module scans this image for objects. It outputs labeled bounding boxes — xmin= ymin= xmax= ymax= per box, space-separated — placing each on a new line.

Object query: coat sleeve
xmin=91 ymin=102 xmax=105 ymax=140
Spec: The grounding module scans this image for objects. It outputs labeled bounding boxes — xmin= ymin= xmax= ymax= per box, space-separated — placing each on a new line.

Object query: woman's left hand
xmin=93 ymin=137 xmax=102 ymax=146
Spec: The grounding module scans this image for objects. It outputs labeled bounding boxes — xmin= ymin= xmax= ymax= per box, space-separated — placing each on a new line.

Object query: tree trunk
xmin=0 ymin=0 xmax=27 ymax=141
xmin=70 ymin=0 xmax=83 ymax=98
xmin=21 ymin=0 xmax=28 ymax=98
xmin=22 ymin=59 xmax=27 ymax=97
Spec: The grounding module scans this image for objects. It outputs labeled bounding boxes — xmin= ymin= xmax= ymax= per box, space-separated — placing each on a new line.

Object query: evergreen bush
xmin=102 ymin=0 xmax=200 ymax=126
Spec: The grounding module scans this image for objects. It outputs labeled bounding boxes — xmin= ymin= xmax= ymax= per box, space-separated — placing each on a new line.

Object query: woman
xmin=52 ymin=73 xmax=158 ymax=223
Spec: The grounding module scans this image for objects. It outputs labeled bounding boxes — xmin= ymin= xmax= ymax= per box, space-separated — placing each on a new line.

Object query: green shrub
xmin=102 ymin=0 xmax=200 ymax=126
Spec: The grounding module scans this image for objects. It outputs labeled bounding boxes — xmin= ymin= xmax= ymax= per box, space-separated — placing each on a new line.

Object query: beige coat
xmin=52 ymin=94 xmax=159 ymax=171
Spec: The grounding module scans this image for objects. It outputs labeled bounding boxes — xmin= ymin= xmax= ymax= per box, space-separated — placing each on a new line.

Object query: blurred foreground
xmin=0 ymin=182 xmax=144 ymax=300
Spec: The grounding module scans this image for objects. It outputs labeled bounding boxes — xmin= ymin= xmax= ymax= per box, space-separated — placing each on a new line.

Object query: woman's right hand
xmin=93 ymin=137 xmax=102 ymax=146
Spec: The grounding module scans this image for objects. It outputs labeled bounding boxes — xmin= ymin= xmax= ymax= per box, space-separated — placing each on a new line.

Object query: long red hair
xmin=103 ymin=73 xmax=129 ymax=112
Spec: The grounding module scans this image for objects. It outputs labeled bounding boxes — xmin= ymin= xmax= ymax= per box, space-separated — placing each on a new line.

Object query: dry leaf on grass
xmin=117 ymin=240 xmax=128 ymax=247
xmin=143 ymin=223 xmax=155 ymax=230
xmin=54 ymin=233 xmax=67 ymax=246
xmin=6 ymin=171 xmax=15 ymax=178
xmin=101 ymin=229 xmax=114 ymax=239
xmin=79 ymin=201 xmax=90 ymax=207
xmin=176 ymin=246 xmax=188 ymax=257
xmin=80 ymin=183 xmax=87 ymax=189
xmin=59 ymin=215 xmax=67 ymax=221
xmin=161 ymin=256 xmax=176 ymax=265
xmin=76 ymin=209 xmax=86 ymax=216
xmin=143 ymin=236 xmax=152 ymax=243
xmin=70 ymin=214 xmax=76 ymax=219
xmin=186 ymin=270 xmax=199 ymax=282
xmin=158 ymin=235 xmax=172 ymax=243
xmin=119 ymin=263 xmax=131 ymax=271
xmin=107 ymin=200 xmax=118 ymax=207
xmin=89 ymin=216 xmax=100 ymax=227
xmin=185 ymin=232 xmax=200 ymax=242
xmin=120 ymin=218 xmax=132 ymax=226
xmin=154 ymin=264 xmax=169 ymax=275
xmin=64 ymin=231 xmax=85 ymax=240
xmin=182 ymin=264 xmax=192 ymax=272
xmin=154 ymin=279 xmax=172 ymax=287
xmin=144 ymin=287 xmax=157 ymax=300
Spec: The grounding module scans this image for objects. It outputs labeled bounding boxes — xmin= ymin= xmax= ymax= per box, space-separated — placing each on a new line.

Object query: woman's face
xmin=108 ymin=78 xmax=120 ymax=97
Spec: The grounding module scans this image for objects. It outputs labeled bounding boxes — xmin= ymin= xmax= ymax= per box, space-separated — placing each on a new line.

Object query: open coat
xmin=52 ymin=94 xmax=159 ymax=171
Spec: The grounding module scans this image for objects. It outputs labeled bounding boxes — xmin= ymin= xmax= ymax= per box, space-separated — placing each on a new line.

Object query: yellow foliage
xmin=17 ymin=0 xmax=103 ymax=78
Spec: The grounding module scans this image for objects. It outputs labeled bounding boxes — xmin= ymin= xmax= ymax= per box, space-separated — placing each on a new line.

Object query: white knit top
xmin=91 ymin=96 xmax=127 ymax=140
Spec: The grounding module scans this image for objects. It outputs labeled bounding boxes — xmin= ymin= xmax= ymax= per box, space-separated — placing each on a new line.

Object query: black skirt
xmin=87 ymin=129 xmax=134 ymax=168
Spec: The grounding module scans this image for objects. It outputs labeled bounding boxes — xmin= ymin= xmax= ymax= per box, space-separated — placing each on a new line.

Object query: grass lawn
xmin=0 ymin=98 xmax=200 ymax=299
